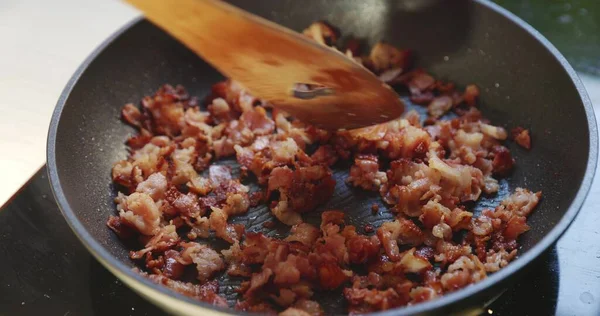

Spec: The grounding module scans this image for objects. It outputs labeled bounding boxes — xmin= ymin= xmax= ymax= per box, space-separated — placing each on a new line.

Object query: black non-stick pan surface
xmin=47 ymin=0 xmax=597 ymax=315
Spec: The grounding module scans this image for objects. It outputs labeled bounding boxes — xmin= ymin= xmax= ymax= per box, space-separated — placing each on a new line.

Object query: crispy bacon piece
xmin=285 ymin=223 xmax=320 ymax=247
xmin=268 ymin=165 xmax=335 ymax=225
xmin=512 ymin=127 xmax=532 ymax=149
xmin=347 ymin=154 xmax=388 ymax=191
xmin=118 ymin=192 xmax=161 ymax=236
xmin=377 ymin=219 xmax=424 ymax=261
xmin=122 ymin=103 xmax=142 ymax=127
xmin=501 ymin=188 xmax=541 ymax=217
xmin=141 ymin=84 xmax=192 ymax=137
xmin=318 ymin=262 xmax=350 ymax=290
xmin=440 ymin=255 xmax=486 ymax=291
xmin=106 ymin=215 xmax=136 ymax=239
xmin=463 ymin=84 xmax=480 ymax=107
xmin=428 ymin=96 xmax=453 ymax=118
xmin=492 ymin=146 xmax=515 ymax=176
xmin=180 ymin=242 xmax=225 ymax=281
xmin=369 ymin=42 xmax=411 ymax=74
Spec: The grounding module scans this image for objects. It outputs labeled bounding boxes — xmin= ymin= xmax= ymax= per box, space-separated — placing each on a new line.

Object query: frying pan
xmin=47 ymin=0 xmax=597 ymax=315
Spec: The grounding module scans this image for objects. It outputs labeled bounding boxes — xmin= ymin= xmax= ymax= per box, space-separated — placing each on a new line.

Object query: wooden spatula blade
xmin=125 ymin=0 xmax=404 ymax=130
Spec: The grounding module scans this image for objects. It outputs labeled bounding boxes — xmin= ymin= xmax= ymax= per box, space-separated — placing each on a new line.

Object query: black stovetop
xmin=0 ymin=166 xmax=599 ymax=316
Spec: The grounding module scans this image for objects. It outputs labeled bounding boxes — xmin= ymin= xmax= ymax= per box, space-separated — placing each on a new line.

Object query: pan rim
xmin=46 ymin=1 xmax=598 ymax=315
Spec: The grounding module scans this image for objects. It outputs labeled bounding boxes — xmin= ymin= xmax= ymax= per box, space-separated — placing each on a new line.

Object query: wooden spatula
xmin=125 ymin=0 xmax=405 ymax=130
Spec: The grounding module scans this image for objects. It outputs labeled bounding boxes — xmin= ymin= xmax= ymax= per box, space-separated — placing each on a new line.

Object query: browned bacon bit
xmin=319 ymin=262 xmax=350 ymax=290
xmin=310 ymin=145 xmax=338 ymax=166
xmin=108 ymin=21 xmax=540 ymax=315
xmin=463 ymin=84 xmax=480 ymax=107
xmin=107 ymin=215 xmax=136 ymax=239
xmin=281 ymin=299 xmax=324 ymax=316
xmin=410 ymin=91 xmax=435 ymax=105
xmin=162 ymin=250 xmax=185 ymax=279
xmin=371 ymin=203 xmax=380 ymax=214
xmin=347 ymin=154 xmax=387 ymax=191
xmin=268 ymin=165 xmax=336 ymax=225
xmin=428 ymin=96 xmax=453 ymax=118
xmin=302 ymin=21 xmax=339 ymax=46
xmin=369 ymin=42 xmax=411 ymax=74
xmin=122 ymin=103 xmax=142 ymax=127
xmin=126 ymin=135 xmax=158 ymax=161
xmin=144 ymin=272 xmax=227 ymax=307
xmin=491 ymin=146 xmax=515 ymax=176
xmin=285 ymin=223 xmax=320 ymax=247
xmin=379 ymin=67 xmax=404 ymax=84
xmin=279 ymin=308 xmax=311 ymax=316
xmin=236 ymin=301 xmax=278 ymax=314
xmin=408 ymin=69 xmax=435 ymax=95
xmin=511 ymin=127 xmax=532 ymax=150
xmin=440 ymin=255 xmax=486 ymax=291
xmin=344 ymin=287 xmax=406 ymax=313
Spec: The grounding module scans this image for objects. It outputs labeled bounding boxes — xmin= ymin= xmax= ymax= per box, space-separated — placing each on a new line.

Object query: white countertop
xmin=0 ymin=0 xmax=137 ymax=204
xmin=1 ymin=0 xmax=599 ymax=207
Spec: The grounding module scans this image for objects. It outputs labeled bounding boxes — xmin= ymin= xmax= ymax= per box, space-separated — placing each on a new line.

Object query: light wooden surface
xmin=0 ymin=0 xmax=599 ymax=211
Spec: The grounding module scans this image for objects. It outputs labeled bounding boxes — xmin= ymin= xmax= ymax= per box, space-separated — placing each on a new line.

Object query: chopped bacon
xmin=112 ymin=160 xmax=134 ymax=188
xmin=209 ymin=165 xmax=232 ymax=187
xmin=428 ymin=96 xmax=453 ymax=118
xmin=209 ymin=206 xmax=243 ymax=243
xmin=289 ymin=299 xmax=324 ymax=316
xmin=280 ymin=307 xmax=311 ymax=316
xmin=285 ymin=223 xmax=320 ymax=247
xmin=109 ymin=24 xmax=539 ymax=314
xmin=377 ymin=219 xmax=424 ymax=261
xmin=107 ymin=215 xmax=136 ymax=239
xmin=484 ymin=249 xmax=517 ymax=272
xmin=369 ymin=42 xmax=411 ymax=74
xmin=480 ymin=123 xmax=507 ymax=140
xmin=146 ymin=273 xmax=227 ymax=306
xmin=302 ymin=21 xmax=339 ymax=46
xmin=463 ymin=84 xmax=480 ymax=107
xmin=344 ymin=287 xmax=406 ymax=313
xmin=347 ymin=154 xmax=388 ymax=191
xmin=187 ymin=176 xmax=213 ymax=195
xmin=399 ymin=248 xmax=432 ymax=273
xmin=440 ymin=255 xmax=486 ymax=291
xmin=141 ymin=84 xmax=190 ymax=137
xmin=236 ymin=301 xmax=278 ymax=314
xmin=268 ymin=165 xmax=335 ymax=225
xmin=512 ymin=127 xmax=532 ymax=149
xmin=122 ymin=103 xmax=142 ymax=127
xmin=501 ymin=188 xmax=541 ymax=217
xmin=162 ymin=250 xmax=185 ymax=279
xmin=379 ymin=67 xmax=404 ymax=84
xmin=119 ymin=192 xmax=161 ymax=236
xmin=492 ymin=146 xmax=515 ymax=176
xmin=310 ymin=145 xmax=338 ymax=166
xmin=347 ymin=234 xmax=381 ymax=264
xmin=135 ymin=172 xmax=167 ymax=200
xmin=408 ymin=70 xmax=435 ymax=95
xmin=180 ymin=242 xmax=225 ymax=281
